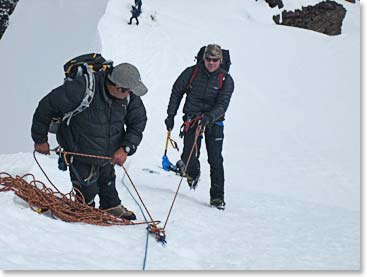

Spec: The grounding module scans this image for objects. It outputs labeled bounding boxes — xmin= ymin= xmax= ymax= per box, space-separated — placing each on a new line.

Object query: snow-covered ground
xmin=0 ymin=0 xmax=362 ymax=274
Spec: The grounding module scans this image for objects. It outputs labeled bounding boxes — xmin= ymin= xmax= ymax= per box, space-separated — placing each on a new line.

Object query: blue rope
xmin=121 ymin=172 xmax=150 ymax=270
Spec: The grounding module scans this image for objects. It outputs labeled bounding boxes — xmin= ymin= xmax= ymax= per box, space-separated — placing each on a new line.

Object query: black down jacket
xmin=31 ymin=71 xmax=147 ymax=164
xmin=167 ymin=63 xmax=234 ymax=121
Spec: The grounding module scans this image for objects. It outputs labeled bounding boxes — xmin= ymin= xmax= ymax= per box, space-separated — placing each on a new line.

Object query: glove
xmin=111 ymin=147 xmax=128 ymax=166
xmin=198 ymin=114 xmax=213 ymax=128
xmin=34 ymin=142 xmax=50 ymax=155
xmin=165 ymin=115 xmax=175 ymax=131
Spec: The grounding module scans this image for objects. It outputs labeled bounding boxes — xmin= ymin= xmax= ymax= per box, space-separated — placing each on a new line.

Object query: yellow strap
xmin=164 ymin=131 xmax=171 ymax=152
xmin=63 ymin=153 xmax=70 ymax=166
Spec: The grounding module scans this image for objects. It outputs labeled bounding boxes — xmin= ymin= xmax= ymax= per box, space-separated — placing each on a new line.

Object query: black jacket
xmin=31 ymin=71 xmax=147 ymax=163
xmin=167 ymin=63 xmax=234 ymax=122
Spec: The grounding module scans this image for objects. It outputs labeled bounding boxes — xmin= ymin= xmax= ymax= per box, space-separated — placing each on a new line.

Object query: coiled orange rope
xmin=0 ymin=172 xmax=154 ymax=226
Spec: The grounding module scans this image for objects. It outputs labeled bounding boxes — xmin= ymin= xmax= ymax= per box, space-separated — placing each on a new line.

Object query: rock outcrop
xmin=0 ymin=0 xmax=19 ymax=40
xmin=273 ymin=0 xmax=347 ymax=36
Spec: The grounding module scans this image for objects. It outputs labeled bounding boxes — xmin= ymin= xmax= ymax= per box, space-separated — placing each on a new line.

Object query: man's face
xmin=204 ymin=55 xmax=221 ymax=72
xmin=107 ymin=84 xmax=131 ymax=100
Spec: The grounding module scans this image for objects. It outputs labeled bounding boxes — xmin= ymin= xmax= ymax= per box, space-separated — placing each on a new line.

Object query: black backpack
xmin=49 ymin=53 xmax=113 ymax=133
xmin=186 ymin=46 xmax=231 ymax=91
xmin=63 ymin=53 xmax=113 ymax=81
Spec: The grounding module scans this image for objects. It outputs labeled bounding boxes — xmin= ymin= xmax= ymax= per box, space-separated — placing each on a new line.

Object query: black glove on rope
xmin=198 ymin=114 xmax=213 ymax=128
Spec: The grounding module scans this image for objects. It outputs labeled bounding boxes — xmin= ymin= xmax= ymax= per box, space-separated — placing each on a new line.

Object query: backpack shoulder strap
xmin=186 ymin=65 xmax=200 ymax=91
xmin=187 ymin=64 xmax=227 ymax=91
xmin=218 ymin=72 xmax=226 ymax=90
xmin=63 ymin=64 xmax=96 ymax=125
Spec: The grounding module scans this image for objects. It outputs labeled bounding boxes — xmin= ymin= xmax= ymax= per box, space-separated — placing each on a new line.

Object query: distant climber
xmin=128 ymin=5 xmax=141 ymax=25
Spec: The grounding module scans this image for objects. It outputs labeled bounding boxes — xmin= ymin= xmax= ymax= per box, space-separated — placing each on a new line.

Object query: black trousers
xmin=181 ymin=123 xmax=225 ymax=200
xmin=129 ymin=16 xmax=139 ymax=25
xmin=69 ymin=160 xmax=121 ymax=209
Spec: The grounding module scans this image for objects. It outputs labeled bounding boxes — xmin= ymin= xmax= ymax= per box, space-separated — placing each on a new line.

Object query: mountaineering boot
xmin=176 ymin=160 xmax=186 ymax=176
xmin=106 ymin=204 xmax=136 ymax=220
xmin=187 ymin=174 xmax=200 ymax=190
xmin=210 ymin=198 xmax=225 ymax=210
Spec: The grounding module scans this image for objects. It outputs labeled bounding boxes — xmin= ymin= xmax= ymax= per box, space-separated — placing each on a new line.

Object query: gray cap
xmin=108 ymin=63 xmax=148 ymax=96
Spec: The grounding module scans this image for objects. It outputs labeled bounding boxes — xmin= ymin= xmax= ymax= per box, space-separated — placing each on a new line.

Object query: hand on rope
xmin=198 ymin=113 xmax=213 ymax=128
xmin=34 ymin=142 xmax=50 ymax=155
xmin=111 ymin=147 xmax=128 ymax=166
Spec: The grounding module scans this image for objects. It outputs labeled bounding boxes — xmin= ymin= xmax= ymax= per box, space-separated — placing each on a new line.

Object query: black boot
xmin=187 ymin=173 xmax=200 ymax=190
xmin=106 ymin=204 xmax=136 ymax=220
xmin=210 ymin=198 xmax=225 ymax=210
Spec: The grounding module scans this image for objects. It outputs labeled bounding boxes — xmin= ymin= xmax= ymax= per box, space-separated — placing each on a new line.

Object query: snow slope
xmin=0 ymin=0 xmax=361 ymax=272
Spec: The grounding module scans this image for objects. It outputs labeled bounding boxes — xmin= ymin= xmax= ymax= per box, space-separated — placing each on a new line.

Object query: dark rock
xmin=273 ymin=0 xmax=347 ymax=36
xmin=0 ymin=0 xmax=19 ymax=40
xmin=264 ymin=0 xmax=284 ymax=9
xmin=273 ymin=14 xmax=280 ymax=24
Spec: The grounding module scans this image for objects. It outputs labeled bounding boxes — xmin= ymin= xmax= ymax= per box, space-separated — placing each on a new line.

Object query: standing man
xmin=164 ymin=44 xmax=234 ymax=210
xmin=32 ymin=63 xmax=148 ymax=220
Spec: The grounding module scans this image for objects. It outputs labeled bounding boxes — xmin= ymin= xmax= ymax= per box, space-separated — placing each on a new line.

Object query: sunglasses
xmin=118 ymin=87 xmax=130 ymax=93
xmin=108 ymin=79 xmax=130 ymax=92
xmin=205 ymin=57 xmax=220 ymax=63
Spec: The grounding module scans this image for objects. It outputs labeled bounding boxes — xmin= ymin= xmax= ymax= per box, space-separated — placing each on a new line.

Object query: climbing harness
xmin=179 ymin=114 xmax=203 ymax=138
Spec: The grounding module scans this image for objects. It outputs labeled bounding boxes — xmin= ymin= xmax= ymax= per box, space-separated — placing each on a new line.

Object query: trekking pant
xmin=181 ymin=123 xmax=225 ymax=200
xmin=129 ymin=16 xmax=139 ymax=25
xmin=69 ymin=160 xmax=121 ymax=209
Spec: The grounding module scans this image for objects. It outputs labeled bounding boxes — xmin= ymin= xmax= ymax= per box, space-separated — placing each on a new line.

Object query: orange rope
xmin=0 ymin=172 xmax=159 ymax=227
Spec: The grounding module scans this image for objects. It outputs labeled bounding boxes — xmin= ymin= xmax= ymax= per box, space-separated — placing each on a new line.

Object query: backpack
xmin=186 ymin=46 xmax=231 ymax=91
xmin=48 ymin=53 xmax=113 ymax=134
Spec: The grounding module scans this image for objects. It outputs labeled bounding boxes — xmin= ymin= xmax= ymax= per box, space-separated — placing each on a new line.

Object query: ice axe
xmin=162 ymin=130 xmax=179 ymax=172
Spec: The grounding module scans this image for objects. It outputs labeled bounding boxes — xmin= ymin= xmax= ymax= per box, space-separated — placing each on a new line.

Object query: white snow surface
xmin=0 ymin=0 xmax=361 ymax=272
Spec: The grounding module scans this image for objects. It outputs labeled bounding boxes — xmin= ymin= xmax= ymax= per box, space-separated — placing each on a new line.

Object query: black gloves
xmin=198 ymin=114 xmax=213 ymax=128
xmin=165 ymin=115 xmax=175 ymax=130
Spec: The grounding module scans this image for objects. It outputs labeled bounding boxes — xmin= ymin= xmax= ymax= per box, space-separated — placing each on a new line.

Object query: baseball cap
xmin=108 ymin=63 xmax=148 ymax=96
